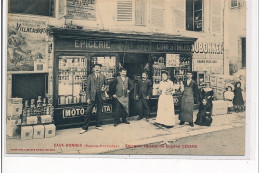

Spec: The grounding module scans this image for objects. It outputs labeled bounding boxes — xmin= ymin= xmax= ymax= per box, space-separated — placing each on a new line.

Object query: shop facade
xmin=47 ymin=27 xmax=197 ymax=127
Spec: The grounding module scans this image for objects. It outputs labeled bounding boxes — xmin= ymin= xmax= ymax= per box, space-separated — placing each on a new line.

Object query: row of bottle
xmin=59 ymin=58 xmax=87 ymax=68
xmin=173 ymin=69 xmax=190 ymax=75
xmin=22 ymin=96 xmax=54 ymax=117
xmin=58 ymin=72 xmax=87 ymax=81
xmin=179 ymin=57 xmax=190 ymax=65
xmin=59 ymin=94 xmax=87 ymax=105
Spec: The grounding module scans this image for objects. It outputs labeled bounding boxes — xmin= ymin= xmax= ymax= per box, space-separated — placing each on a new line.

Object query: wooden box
xmin=44 ymin=124 xmax=56 ymax=138
xmin=212 ymin=100 xmax=228 ymax=116
xmin=33 ymin=125 xmax=44 ymax=139
xmin=21 ymin=126 xmax=33 ymax=140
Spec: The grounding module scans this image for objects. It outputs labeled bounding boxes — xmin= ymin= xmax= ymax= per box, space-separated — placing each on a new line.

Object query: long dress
xmin=233 ymin=87 xmax=244 ymax=106
xmin=179 ymin=80 xmax=199 ymax=123
xmin=155 ymin=80 xmax=175 ymax=126
xmin=194 ymin=103 xmax=212 ymax=126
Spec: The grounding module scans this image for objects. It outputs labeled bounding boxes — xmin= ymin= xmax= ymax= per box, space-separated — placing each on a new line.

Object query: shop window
xmin=135 ymin=0 xmax=146 ymax=25
xmin=8 ymin=0 xmax=54 ymax=17
xmin=186 ymin=0 xmax=203 ymax=31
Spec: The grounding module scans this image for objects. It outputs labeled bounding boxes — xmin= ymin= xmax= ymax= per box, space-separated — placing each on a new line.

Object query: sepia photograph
xmin=4 ymin=0 xmax=248 ymax=156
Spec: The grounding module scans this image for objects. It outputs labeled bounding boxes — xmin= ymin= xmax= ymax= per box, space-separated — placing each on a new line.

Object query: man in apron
xmin=179 ymin=72 xmax=199 ymax=127
xmin=109 ymin=68 xmax=134 ymax=126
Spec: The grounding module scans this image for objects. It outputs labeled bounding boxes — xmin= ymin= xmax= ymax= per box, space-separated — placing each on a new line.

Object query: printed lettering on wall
xmin=66 ymin=0 xmax=96 ymax=20
xmin=7 ymin=16 xmax=47 ymax=71
xmin=191 ymin=38 xmax=224 ymax=74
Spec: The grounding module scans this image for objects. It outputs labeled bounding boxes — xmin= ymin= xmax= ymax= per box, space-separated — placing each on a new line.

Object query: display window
xmin=58 ymin=56 xmax=88 ymax=105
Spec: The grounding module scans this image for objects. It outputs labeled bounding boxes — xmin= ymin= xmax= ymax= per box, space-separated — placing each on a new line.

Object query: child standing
xmin=233 ymin=82 xmax=244 ymax=112
xmin=224 ymin=85 xmax=234 ymax=114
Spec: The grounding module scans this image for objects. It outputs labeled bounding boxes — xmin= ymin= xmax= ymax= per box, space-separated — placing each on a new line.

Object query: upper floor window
xmin=231 ymin=0 xmax=240 ymax=8
xmin=8 ymin=0 xmax=54 ymax=17
xmin=186 ymin=0 xmax=203 ymax=31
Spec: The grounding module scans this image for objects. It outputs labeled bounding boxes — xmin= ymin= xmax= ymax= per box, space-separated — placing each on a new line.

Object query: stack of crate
xmin=6 ymin=98 xmax=23 ymax=137
xmin=210 ymin=75 xmax=235 ymax=100
xmin=21 ymin=97 xmax=56 ymax=140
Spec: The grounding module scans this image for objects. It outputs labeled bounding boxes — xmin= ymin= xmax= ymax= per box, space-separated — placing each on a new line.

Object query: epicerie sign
xmin=62 ymin=104 xmax=112 ymax=118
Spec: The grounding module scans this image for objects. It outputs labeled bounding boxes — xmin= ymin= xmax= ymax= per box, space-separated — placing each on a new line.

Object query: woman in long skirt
xmin=155 ymin=71 xmax=175 ymax=127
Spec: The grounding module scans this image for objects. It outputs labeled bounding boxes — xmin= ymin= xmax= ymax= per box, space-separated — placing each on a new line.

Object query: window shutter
xmin=211 ymin=0 xmax=221 ymax=33
xmin=173 ymin=0 xmax=185 ymax=30
xmin=150 ymin=0 xmax=164 ymax=28
xmin=57 ymin=0 xmax=67 ymax=18
xmin=117 ymin=0 xmax=133 ymax=22
xmin=135 ymin=0 xmax=146 ymax=25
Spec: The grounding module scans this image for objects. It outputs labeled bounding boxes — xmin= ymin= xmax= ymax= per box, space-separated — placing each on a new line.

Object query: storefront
xmin=47 ymin=27 xmax=197 ymax=128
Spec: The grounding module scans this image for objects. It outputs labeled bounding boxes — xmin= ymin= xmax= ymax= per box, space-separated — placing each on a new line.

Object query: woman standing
xmin=155 ymin=71 xmax=175 ymax=127
xmin=179 ymin=72 xmax=199 ymax=127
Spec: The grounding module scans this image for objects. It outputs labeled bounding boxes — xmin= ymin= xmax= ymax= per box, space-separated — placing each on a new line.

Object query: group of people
xmin=224 ymin=77 xmax=245 ymax=114
xmin=80 ymin=63 xmax=241 ymax=134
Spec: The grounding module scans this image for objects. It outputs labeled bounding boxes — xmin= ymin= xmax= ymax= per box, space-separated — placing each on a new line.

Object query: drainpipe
xmin=223 ymin=0 xmax=226 ymax=75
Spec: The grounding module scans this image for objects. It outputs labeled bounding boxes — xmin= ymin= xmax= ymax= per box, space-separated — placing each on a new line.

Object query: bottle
xmin=22 ymin=100 xmax=29 ymax=123
xmin=42 ymin=98 xmax=47 ymax=115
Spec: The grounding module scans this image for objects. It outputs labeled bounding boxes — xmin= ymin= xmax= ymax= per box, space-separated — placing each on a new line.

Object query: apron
xmin=179 ymin=85 xmax=194 ymax=123
xmin=117 ymin=96 xmax=129 ymax=114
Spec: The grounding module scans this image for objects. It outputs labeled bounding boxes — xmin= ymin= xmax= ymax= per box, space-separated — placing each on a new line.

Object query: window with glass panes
xmin=186 ymin=0 xmax=203 ymax=31
xmin=8 ymin=0 xmax=54 ymax=17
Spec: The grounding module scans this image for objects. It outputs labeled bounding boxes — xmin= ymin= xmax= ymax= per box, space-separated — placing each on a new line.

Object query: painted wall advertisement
xmin=7 ymin=16 xmax=47 ymax=71
xmin=66 ymin=0 xmax=96 ymax=20
xmin=192 ymin=38 xmax=224 ymax=74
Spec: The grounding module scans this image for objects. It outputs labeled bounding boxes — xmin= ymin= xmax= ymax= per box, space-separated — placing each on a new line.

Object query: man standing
xmin=79 ymin=64 xmax=107 ymax=134
xmin=109 ymin=68 xmax=134 ymax=126
xmin=179 ymin=72 xmax=199 ymax=127
xmin=137 ymin=72 xmax=152 ymax=121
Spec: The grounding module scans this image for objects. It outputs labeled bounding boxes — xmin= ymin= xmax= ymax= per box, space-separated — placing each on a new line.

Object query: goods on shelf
xmin=6 ymin=96 xmax=56 ymax=140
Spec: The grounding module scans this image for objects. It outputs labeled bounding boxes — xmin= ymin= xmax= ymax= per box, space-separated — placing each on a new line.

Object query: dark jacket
xmin=86 ymin=73 xmax=107 ymax=101
xmin=137 ymin=79 xmax=152 ymax=99
xmin=109 ymin=76 xmax=134 ymax=97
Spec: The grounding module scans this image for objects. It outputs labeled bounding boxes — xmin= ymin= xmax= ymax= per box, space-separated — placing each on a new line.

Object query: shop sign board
xmin=191 ymin=38 xmax=224 ymax=74
xmin=7 ymin=16 xmax=47 ymax=71
xmin=62 ymin=104 xmax=112 ymax=118
xmin=56 ymin=39 xmax=193 ymax=53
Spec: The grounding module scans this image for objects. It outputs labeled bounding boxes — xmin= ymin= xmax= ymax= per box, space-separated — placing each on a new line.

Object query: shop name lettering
xmin=62 ymin=105 xmax=112 ymax=118
xmin=16 ymin=23 xmax=46 ymax=34
xmin=75 ymin=40 xmax=111 ymax=49
xmin=192 ymin=42 xmax=223 ymax=54
xmin=156 ymin=44 xmax=191 ymax=52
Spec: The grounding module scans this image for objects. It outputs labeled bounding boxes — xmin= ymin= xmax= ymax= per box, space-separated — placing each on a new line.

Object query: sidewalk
xmin=6 ymin=111 xmax=245 ymax=154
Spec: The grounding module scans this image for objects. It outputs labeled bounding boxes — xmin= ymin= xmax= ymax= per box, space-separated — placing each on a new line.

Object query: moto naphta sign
xmin=62 ymin=104 xmax=112 ymax=118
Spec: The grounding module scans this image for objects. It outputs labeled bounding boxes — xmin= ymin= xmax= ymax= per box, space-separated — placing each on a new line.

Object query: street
xmin=104 ymin=126 xmax=245 ymax=155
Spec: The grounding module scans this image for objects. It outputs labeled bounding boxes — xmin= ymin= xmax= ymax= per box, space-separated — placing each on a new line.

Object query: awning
xmin=47 ymin=27 xmax=197 ymax=44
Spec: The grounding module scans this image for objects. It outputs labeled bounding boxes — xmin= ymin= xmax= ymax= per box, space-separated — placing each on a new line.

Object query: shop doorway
xmin=123 ymin=53 xmax=149 ymax=80
xmin=122 ymin=53 xmax=150 ymax=116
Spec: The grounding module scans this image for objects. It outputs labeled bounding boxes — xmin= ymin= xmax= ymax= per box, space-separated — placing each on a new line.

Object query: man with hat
xmin=79 ymin=63 xmax=107 ymax=134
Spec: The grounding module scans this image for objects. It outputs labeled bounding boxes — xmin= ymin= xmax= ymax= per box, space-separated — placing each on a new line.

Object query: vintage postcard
xmin=5 ymin=0 xmax=247 ymax=156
